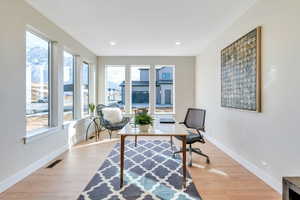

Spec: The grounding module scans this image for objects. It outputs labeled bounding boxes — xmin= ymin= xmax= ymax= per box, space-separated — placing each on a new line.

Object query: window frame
xmin=130 ymin=65 xmax=151 ymax=113
xmin=104 ymin=65 xmax=126 ymax=112
xmin=154 ymin=65 xmax=175 ymax=115
xmin=82 ymin=62 xmax=90 ymax=116
xmin=63 ymin=50 xmax=75 ymax=122
xmin=25 ymin=30 xmax=53 ymax=134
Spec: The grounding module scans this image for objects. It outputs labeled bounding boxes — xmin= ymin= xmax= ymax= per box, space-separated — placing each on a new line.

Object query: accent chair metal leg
xmin=135 ymin=136 xmax=137 ymax=147
xmin=188 ymin=144 xmax=193 ymax=167
xmin=108 ymin=130 xmax=112 ymax=139
xmin=94 ymin=120 xmax=101 ymax=141
xmin=86 ymin=122 xmax=93 ymax=141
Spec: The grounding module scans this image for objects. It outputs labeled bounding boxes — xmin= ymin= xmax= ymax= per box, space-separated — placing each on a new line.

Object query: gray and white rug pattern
xmin=78 ymin=140 xmax=202 ymax=200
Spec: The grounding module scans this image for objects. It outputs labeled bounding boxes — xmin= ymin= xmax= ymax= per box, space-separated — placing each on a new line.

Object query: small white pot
xmin=139 ymin=124 xmax=150 ymax=132
xmin=90 ymin=112 xmax=95 ymax=117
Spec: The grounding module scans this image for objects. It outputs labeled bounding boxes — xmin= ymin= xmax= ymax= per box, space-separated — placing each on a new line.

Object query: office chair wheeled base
xmin=173 ymin=145 xmax=210 ymax=166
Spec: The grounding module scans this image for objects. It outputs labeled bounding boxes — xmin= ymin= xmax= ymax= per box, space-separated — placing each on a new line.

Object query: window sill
xmin=23 ymin=127 xmax=61 ymax=144
xmin=24 ymin=118 xmax=94 ymax=144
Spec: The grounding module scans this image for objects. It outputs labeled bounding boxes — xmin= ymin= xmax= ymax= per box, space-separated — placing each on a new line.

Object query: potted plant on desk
xmin=134 ymin=110 xmax=154 ymax=132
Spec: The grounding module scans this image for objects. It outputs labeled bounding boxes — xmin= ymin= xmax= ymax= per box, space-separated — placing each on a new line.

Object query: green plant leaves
xmin=88 ymin=103 xmax=96 ymax=112
xmin=134 ymin=112 xmax=153 ymax=125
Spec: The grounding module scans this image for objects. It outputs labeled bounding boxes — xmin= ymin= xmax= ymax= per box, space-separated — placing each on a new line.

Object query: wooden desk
xmin=118 ymin=122 xmax=188 ymax=188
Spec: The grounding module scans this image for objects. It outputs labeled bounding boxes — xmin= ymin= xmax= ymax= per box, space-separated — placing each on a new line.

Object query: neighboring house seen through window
xmin=155 ymin=66 xmax=174 ymax=113
xmin=105 ymin=65 xmax=175 ymax=114
xmin=162 ymin=72 xmax=171 ymax=80
xmin=130 ymin=66 xmax=150 ymax=113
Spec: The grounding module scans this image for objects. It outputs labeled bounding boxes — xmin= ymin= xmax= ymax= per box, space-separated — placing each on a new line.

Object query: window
xmin=63 ymin=51 xmax=74 ymax=121
xmin=26 ymin=31 xmax=51 ymax=132
xmin=104 ymin=65 xmax=175 ymax=114
xmin=82 ymin=62 xmax=89 ymax=115
xmin=155 ymin=65 xmax=175 ymax=113
xmin=105 ymin=65 xmax=125 ymax=111
xmin=131 ymin=65 xmax=150 ymax=113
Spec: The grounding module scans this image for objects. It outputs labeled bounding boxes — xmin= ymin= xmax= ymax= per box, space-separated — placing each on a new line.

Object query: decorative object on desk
xmin=88 ymin=103 xmax=96 ymax=117
xmin=221 ymin=27 xmax=261 ymax=112
xmin=139 ymin=124 xmax=150 ymax=132
xmin=160 ymin=118 xmax=176 ymax=123
xmin=134 ymin=109 xmax=153 ymax=132
xmin=77 ymin=140 xmax=202 ymax=200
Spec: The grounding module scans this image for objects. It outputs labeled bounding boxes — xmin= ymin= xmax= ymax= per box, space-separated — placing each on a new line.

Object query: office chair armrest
xmin=178 ymin=122 xmax=184 ymax=124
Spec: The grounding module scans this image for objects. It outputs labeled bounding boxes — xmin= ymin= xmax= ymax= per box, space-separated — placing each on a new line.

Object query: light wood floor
xmin=0 ymin=133 xmax=281 ymax=200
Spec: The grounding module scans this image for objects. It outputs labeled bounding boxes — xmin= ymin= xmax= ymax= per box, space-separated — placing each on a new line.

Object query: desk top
xmin=118 ymin=122 xmax=188 ymax=136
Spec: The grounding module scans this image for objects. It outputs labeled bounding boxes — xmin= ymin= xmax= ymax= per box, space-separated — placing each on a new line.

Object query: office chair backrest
xmin=184 ymin=108 xmax=206 ymax=131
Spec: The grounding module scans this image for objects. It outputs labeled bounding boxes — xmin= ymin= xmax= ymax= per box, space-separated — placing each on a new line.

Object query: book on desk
xmin=159 ymin=118 xmax=176 ymax=124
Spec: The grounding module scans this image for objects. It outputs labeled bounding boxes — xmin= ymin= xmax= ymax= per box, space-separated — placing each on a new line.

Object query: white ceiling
xmin=26 ymin=0 xmax=257 ymax=56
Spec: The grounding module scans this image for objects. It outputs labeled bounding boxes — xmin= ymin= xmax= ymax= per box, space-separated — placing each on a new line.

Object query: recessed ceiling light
xmin=109 ymin=41 xmax=116 ymax=46
xmin=175 ymin=41 xmax=181 ymax=46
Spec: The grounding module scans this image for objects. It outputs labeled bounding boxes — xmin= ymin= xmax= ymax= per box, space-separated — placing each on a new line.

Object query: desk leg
xmin=182 ymin=136 xmax=187 ymax=188
xmin=120 ymin=135 xmax=125 ymax=188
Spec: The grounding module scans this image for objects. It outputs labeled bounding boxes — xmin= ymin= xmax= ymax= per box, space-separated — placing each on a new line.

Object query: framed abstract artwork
xmin=221 ymin=27 xmax=261 ymax=112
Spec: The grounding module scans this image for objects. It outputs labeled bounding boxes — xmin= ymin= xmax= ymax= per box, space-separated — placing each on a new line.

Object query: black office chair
xmin=173 ymin=108 xmax=210 ymax=166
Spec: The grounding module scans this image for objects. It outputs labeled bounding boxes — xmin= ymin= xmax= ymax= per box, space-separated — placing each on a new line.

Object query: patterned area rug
xmin=78 ymin=140 xmax=202 ymax=200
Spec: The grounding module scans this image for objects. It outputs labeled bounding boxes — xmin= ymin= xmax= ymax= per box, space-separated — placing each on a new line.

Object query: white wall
xmin=97 ymin=56 xmax=195 ymax=121
xmin=0 ymin=0 xmax=97 ymax=192
xmin=195 ymin=0 xmax=300 ymax=193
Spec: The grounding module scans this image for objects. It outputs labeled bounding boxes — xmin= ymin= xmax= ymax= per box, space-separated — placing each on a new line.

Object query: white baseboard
xmin=205 ymin=135 xmax=282 ymax=194
xmin=0 ymin=144 xmax=69 ymax=193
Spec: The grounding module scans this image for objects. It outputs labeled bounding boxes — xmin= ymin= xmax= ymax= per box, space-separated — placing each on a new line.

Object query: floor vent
xmin=46 ymin=159 xmax=62 ymax=168
xmin=89 ymin=135 xmax=95 ymax=139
